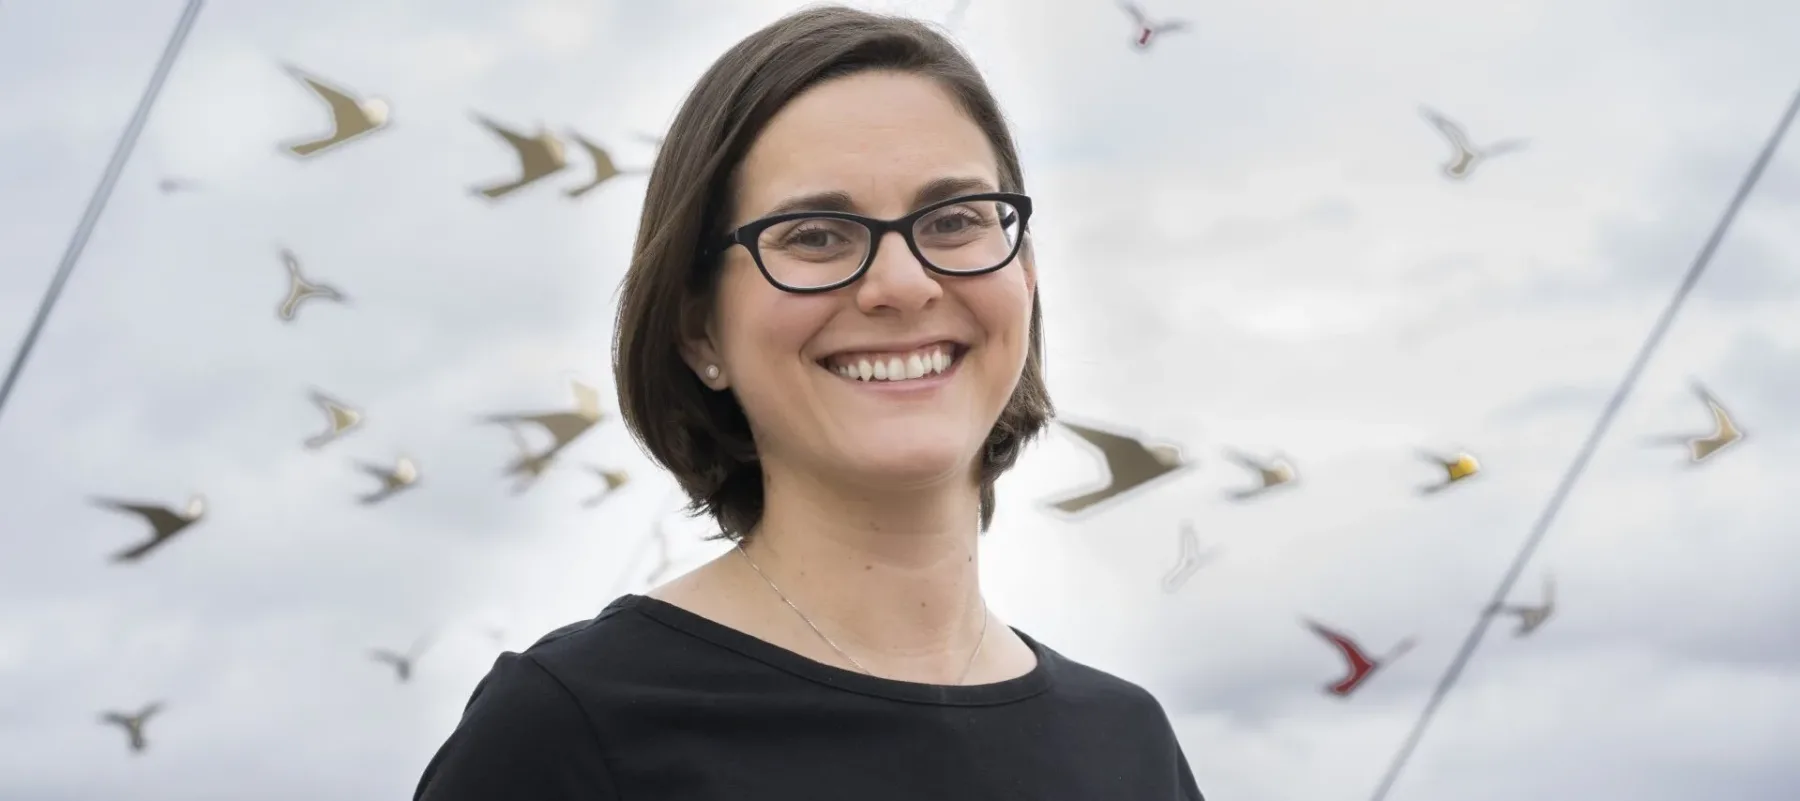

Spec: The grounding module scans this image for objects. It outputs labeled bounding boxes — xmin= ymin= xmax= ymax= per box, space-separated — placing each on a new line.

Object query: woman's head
xmin=615 ymin=6 xmax=1051 ymax=540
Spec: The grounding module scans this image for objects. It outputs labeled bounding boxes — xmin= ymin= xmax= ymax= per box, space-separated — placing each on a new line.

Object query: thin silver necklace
xmin=736 ymin=542 xmax=989 ymax=685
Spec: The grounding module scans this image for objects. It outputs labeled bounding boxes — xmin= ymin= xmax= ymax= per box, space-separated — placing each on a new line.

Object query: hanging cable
xmin=1366 ymin=79 xmax=1800 ymax=801
xmin=0 ymin=0 xmax=205 ymax=429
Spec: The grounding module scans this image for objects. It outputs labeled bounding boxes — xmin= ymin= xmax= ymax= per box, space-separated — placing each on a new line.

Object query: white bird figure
xmin=1223 ymin=449 xmax=1297 ymax=500
xmin=369 ymin=634 xmax=433 ymax=682
xmin=303 ymin=389 xmax=363 ymax=449
xmin=277 ymin=248 xmax=347 ymax=323
xmin=280 ymin=64 xmax=391 ymax=158
xmin=1487 ymin=574 xmax=1556 ymax=636
xmin=100 ymin=702 xmax=163 ymax=754
xmin=91 ymin=495 xmax=206 ymax=563
xmin=1644 ymin=381 xmax=1745 ymax=464
xmin=1419 ymin=105 xmax=1529 ymax=181
xmin=1119 ymin=1 xmax=1189 ymax=50
xmin=1160 ymin=520 xmax=1217 ymax=593
xmin=356 ymin=456 xmax=419 ymax=505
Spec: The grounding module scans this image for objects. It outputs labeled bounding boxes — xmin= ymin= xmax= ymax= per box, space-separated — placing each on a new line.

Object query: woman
xmin=415 ymin=7 xmax=1204 ymax=800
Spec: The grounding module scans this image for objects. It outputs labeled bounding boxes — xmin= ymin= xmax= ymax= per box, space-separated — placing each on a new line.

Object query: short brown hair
xmin=612 ymin=5 xmax=1052 ymax=541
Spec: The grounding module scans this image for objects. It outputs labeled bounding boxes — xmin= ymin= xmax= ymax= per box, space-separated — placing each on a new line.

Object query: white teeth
xmin=828 ymin=346 xmax=958 ymax=382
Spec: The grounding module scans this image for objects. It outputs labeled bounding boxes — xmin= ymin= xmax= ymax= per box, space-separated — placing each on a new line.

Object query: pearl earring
xmin=704 ymin=364 xmax=720 ymax=380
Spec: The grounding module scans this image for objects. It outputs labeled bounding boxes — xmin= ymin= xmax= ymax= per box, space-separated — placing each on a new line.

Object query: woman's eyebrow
xmin=759 ymin=176 xmax=998 ymax=218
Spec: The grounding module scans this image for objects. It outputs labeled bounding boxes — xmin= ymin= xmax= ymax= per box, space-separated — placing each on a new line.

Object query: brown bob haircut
xmin=612 ymin=5 xmax=1052 ymax=541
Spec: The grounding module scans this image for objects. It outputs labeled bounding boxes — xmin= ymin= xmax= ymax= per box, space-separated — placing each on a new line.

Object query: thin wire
xmin=0 ymin=0 xmax=205 ymax=429
xmin=1367 ymin=80 xmax=1800 ymax=801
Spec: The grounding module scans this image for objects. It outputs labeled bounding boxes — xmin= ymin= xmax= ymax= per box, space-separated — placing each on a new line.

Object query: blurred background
xmin=1 ymin=0 xmax=1796 ymax=799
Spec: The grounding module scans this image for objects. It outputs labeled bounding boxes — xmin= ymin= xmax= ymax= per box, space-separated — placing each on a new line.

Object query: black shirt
xmin=414 ymin=594 xmax=1205 ymax=800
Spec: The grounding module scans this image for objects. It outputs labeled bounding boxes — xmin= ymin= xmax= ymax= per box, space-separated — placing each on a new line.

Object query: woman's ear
xmin=680 ymin=330 xmax=729 ymax=390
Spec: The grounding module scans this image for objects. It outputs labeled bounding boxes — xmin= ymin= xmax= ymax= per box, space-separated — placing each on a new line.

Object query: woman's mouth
xmin=818 ymin=342 xmax=966 ymax=383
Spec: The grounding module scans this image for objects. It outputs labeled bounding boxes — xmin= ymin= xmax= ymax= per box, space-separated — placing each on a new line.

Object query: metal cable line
xmin=0 ymin=0 xmax=205 ymax=429
xmin=1367 ymin=79 xmax=1800 ymax=801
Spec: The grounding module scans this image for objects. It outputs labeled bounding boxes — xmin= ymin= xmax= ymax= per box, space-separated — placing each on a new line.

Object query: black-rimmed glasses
xmin=708 ymin=191 xmax=1032 ymax=293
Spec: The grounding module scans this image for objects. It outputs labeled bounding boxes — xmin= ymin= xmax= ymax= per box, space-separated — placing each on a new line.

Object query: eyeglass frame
xmin=704 ymin=191 xmax=1034 ymax=294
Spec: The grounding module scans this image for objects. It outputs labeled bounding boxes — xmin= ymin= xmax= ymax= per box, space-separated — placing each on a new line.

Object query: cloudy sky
xmin=1 ymin=0 xmax=1795 ymax=798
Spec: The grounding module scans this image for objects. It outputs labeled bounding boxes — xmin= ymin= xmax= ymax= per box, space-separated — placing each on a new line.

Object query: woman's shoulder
xmin=1025 ymin=633 xmax=1176 ymax=718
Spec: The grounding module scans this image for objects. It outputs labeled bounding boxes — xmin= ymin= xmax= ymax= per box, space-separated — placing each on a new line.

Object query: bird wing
xmin=1060 ymin=421 xmax=1169 ymax=489
xmin=355 ymin=461 xmax=391 ymax=481
xmin=1176 ymin=521 xmax=1198 ymax=561
xmin=136 ymin=701 xmax=163 ymax=721
xmin=300 ymin=75 xmax=373 ymax=134
xmin=93 ymin=499 xmax=185 ymax=532
xmin=280 ymin=249 xmax=304 ymax=280
xmin=1118 ymin=1 xmax=1148 ymax=26
xmin=475 ymin=115 xmax=537 ymax=154
xmin=1154 ymin=19 xmax=1190 ymax=32
xmin=369 ymin=649 xmax=404 ymax=665
xmin=1542 ymin=574 xmax=1556 ymax=605
xmin=1306 ymin=620 xmax=1374 ymax=674
xmin=101 ymin=712 xmax=131 ymax=726
xmin=1706 ymin=396 xmax=1738 ymax=439
xmin=1419 ymin=107 xmax=1473 ymax=152
xmin=570 ymin=134 xmax=619 ymax=180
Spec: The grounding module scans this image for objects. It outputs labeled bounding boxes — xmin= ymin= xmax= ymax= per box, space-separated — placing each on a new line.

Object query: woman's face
xmin=690 ymin=70 xmax=1035 ymax=495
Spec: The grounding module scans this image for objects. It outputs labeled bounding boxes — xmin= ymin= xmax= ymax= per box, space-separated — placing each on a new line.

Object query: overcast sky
xmin=1 ymin=0 xmax=1795 ymax=799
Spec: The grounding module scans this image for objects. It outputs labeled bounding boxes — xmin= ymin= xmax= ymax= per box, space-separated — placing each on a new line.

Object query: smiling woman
xmin=413 ymin=6 xmax=1203 ymax=800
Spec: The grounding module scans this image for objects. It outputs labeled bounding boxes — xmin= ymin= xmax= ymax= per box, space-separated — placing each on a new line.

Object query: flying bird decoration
xmin=484 ymin=378 xmax=606 ymax=459
xmin=564 ymin=132 xmax=647 ymax=198
xmin=356 ymin=456 xmax=419 ymax=505
xmin=1419 ymin=105 xmax=1529 ymax=181
xmin=276 ymin=248 xmax=347 ymax=323
xmin=1223 ymin=448 xmax=1297 ymax=500
xmin=1487 ymin=574 xmax=1556 ymax=637
xmin=369 ymin=634 xmax=433 ymax=682
xmin=1306 ymin=620 xmax=1415 ymax=697
xmin=471 ymin=115 xmax=568 ymax=200
xmin=1042 ymin=419 xmax=1192 ymax=517
xmin=1160 ymin=520 xmax=1217 ymax=594
xmin=583 ymin=466 xmax=631 ymax=507
xmin=303 ymin=389 xmax=363 ymax=449
xmin=1644 ymin=381 xmax=1745 ymax=464
xmin=100 ymin=702 xmax=163 ymax=754
xmin=1119 ymin=1 xmax=1189 ymax=49
xmin=280 ymin=64 xmax=391 ymax=158
xmin=1417 ymin=449 xmax=1481 ymax=495
xmin=92 ymin=495 xmax=205 ymax=563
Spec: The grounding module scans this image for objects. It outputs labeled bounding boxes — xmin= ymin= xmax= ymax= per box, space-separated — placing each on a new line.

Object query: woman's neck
xmin=736 ymin=465 xmax=988 ymax=677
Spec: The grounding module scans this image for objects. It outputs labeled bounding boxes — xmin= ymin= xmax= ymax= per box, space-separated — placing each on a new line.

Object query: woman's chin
xmin=829 ymin=436 xmax=977 ymax=490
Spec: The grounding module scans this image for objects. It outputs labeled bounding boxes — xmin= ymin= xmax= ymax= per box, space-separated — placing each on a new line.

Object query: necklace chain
xmin=736 ymin=542 xmax=988 ymax=685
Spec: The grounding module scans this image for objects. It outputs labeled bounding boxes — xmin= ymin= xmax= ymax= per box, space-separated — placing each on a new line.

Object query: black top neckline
xmin=615 ymin=593 xmax=1057 ymax=706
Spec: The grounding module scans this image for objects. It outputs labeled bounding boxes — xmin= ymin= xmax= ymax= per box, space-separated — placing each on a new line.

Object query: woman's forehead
xmin=732 ymin=75 xmax=1001 ymax=217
